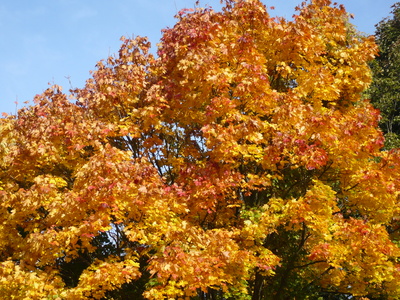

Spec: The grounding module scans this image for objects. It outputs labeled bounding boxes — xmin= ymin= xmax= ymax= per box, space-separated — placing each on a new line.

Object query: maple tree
xmin=1 ymin=0 xmax=400 ymax=299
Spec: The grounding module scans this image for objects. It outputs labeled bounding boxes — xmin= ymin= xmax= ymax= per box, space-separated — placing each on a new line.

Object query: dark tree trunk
xmin=252 ymin=271 xmax=264 ymax=300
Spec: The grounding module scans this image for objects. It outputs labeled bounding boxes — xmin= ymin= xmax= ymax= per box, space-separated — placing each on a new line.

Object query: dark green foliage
xmin=368 ymin=3 xmax=400 ymax=149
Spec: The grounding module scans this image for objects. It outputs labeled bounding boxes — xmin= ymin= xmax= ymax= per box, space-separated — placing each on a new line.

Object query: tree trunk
xmin=252 ymin=271 xmax=264 ymax=300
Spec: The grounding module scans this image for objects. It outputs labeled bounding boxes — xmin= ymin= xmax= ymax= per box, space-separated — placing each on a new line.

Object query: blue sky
xmin=0 ymin=0 xmax=395 ymax=114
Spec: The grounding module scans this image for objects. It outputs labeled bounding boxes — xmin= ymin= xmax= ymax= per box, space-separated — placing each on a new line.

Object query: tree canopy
xmin=368 ymin=2 xmax=400 ymax=149
xmin=1 ymin=0 xmax=400 ymax=299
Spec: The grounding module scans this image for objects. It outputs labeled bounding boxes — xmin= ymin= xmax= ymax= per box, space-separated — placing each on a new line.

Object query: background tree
xmin=367 ymin=2 xmax=400 ymax=149
xmin=1 ymin=0 xmax=400 ymax=299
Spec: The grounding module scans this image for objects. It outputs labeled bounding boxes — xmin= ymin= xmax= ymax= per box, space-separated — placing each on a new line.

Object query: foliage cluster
xmin=1 ymin=0 xmax=400 ymax=299
xmin=368 ymin=2 xmax=400 ymax=149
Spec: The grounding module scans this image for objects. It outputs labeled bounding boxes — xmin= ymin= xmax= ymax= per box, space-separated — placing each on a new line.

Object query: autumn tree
xmin=1 ymin=0 xmax=400 ymax=299
xmin=367 ymin=2 xmax=400 ymax=149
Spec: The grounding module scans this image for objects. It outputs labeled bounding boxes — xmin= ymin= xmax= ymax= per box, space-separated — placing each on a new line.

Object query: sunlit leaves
xmin=0 ymin=0 xmax=398 ymax=299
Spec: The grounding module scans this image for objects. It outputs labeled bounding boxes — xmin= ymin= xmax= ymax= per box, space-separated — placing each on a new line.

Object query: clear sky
xmin=0 ymin=0 xmax=396 ymax=114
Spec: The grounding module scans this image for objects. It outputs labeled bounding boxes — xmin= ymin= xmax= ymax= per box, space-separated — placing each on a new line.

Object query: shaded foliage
xmin=368 ymin=2 xmax=400 ymax=149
